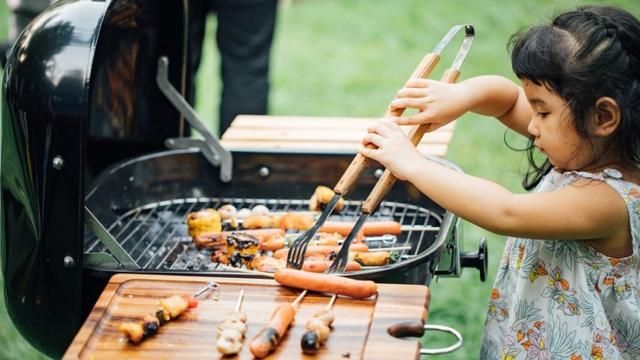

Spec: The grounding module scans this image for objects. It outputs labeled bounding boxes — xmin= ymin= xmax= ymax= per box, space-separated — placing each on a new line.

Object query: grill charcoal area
xmin=84 ymin=197 xmax=442 ymax=273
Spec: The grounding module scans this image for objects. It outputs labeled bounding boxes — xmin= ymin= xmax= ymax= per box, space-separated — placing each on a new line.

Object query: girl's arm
xmin=390 ymin=75 xmax=533 ymax=137
xmin=360 ymin=119 xmax=628 ymax=241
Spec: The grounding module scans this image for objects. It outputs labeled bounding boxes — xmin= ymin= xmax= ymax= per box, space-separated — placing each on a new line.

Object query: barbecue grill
xmin=0 ymin=0 xmax=487 ymax=357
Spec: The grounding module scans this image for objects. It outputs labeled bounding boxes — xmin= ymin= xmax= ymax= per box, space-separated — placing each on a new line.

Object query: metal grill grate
xmin=84 ymin=197 xmax=442 ymax=272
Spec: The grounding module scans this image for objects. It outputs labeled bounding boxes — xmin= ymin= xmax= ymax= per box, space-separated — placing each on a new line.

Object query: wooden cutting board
xmin=64 ymin=274 xmax=430 ymax=359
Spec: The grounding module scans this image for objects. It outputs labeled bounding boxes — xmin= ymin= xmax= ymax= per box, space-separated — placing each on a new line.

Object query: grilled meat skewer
xmin=301 ymin=294 xmax=337 ymax=354
xmin=118 ymin=281 xmax=217 ymax=343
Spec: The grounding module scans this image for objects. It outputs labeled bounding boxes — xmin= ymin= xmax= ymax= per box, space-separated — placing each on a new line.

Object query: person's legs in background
xmin=212 ymin=0 xmax=277 ymax=136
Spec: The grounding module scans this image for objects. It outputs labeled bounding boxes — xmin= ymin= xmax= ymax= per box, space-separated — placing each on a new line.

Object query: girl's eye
xmin=537 ymin=112 xmax=549 ymax=119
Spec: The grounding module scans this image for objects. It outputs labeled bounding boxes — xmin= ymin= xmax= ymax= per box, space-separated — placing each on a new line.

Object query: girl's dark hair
xmin=508 ymin=6 xmax=640 ymax=190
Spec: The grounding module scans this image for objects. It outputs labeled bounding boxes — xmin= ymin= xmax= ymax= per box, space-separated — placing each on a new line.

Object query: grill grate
xmin=84 ymin=197 xmax=442 ymax=272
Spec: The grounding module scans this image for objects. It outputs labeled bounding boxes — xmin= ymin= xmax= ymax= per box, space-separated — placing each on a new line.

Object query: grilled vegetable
xmin=218 ymin=204 xmax=237 ymax=220
xmin=278 ymin=212 xmax=314 ymax=231
xmin=186 ymin=208 xmax=222 ymax=238
xmin=350 ymin=251 xmax=391 ymax=266
xmin=309 ymin=185 xmax=345 ymax=212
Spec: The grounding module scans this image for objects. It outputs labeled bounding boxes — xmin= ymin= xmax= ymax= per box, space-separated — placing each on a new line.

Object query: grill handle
xmin=461 ymin=237 xmax=488 ymax=282
xmin=388 ymin=322 xmax=464 ymax=355
xmin=333 ymin=52 xmax=440 ymax=195
xmin=361 ymin=69 xmax=460 ymax=213
xmin=156 ymin=56 xmax=233 ymax=182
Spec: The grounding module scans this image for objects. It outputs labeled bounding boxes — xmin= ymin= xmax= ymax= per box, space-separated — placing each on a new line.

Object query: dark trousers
xmin=189 ymin=0 xmax=277 ymax=136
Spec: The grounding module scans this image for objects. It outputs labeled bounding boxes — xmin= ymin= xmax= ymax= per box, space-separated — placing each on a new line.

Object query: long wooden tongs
xmin=327 ymin=25 xmax=475 ymax=272
xmin=287 ymin=25 xmax=475 ymax=270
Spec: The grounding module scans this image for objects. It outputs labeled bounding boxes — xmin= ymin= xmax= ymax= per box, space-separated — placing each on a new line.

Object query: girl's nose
xmin=527 ymin=117 xmax=540 ymax=137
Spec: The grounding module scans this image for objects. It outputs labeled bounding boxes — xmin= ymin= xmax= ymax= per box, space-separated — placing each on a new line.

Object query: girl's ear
xmin=593 ymin=97 xmax=620 ymax=137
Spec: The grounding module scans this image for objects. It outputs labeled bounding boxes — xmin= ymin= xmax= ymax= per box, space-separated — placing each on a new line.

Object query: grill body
xmin=84 ymin=149 xmax=458 ymax=286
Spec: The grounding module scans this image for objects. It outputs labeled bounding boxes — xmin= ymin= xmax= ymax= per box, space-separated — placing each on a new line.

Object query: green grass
xmin=1 ymin=1 xmax=639 ymax=359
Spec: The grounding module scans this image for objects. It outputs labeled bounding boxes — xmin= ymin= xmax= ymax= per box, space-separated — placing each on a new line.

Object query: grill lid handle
xmin=156 ymin=56 xmax=233 ymax=182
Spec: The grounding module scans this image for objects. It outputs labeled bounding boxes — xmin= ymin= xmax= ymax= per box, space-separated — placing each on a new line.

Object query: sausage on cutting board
xmin=274 ymin=268 xmax=378 ymax=299
xmin=249 ymin=303 xmax=296 ymax=358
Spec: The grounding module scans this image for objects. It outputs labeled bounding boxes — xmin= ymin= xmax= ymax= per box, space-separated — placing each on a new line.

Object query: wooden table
xmin=221 ymin=115 xmax=455 ymax=157
xmin=64 ymin=274 xmax=430 ymax=359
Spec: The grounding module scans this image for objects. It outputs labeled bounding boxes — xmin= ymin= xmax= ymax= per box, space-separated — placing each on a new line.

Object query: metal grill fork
xmin=328 ymin=24 xmax=475 ymax=273
xmin=286 ymin=24 xmax=468 ymax=270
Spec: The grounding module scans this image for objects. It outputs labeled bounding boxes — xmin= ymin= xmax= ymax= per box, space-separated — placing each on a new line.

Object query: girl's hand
xmin=358 ymin=118 xmax=424 ymax=181
xmin=389 ymin=79 xmax=470 ymax=128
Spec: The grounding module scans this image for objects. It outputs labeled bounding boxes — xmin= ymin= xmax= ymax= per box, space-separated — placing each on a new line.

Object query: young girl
xmin=359 ymin=6 xmax=640 ymax=360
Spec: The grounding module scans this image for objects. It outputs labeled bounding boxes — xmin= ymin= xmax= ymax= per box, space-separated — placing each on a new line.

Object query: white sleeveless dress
xmin=480 ymin=168 xmax=640 ymax=360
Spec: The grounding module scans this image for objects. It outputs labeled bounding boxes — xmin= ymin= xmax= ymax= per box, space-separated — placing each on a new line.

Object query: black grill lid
xmin=1 ymin=0 xmax=188 ymax=356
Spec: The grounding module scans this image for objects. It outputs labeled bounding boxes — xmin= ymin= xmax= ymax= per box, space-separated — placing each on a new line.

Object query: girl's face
xmin=523 ymin=80 xmax=592 ymax=171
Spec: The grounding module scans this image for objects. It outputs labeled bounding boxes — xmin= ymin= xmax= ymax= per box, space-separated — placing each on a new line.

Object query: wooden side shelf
xmin=221 ymin=115 xmax=455 ymax=157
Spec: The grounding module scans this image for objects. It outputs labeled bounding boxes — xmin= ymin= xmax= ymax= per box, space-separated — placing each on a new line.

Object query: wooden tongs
xmin=287 ymin=25 xmax=475 ymax=271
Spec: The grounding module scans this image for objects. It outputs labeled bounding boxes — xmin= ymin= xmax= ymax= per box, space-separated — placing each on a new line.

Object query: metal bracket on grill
xmin=156 ymin=56 xmax=233 ymax=182
xmin=84 ymin=207 xmax=140 ymax=269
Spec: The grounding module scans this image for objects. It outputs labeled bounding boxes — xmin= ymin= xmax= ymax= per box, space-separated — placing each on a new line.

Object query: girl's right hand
xmin=388 ymin=79 xmax=471 ymax=129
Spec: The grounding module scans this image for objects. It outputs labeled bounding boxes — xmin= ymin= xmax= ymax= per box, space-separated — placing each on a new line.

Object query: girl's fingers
xmin=390 ymin=111 xmax=434 ymax=126
xmin=395 ymin=88 xmax=428 ymax=99
xmin=366 ymin=121 xmax=395 ymax=137
xmin=389 ymin=97 xmax=426 ymax=111
xmin=358 ymin=145 xmax=383 ymax=162
xmin=361 ymin=133 xmax=387 ymax=148
xmin=378 ymin=117 xmax=402 ymax=131
xmin=404 ymin=79 xmax=431 ymax=88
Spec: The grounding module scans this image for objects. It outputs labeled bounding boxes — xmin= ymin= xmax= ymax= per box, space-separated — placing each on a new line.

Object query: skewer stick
xmin=326 ymin=294 xmax=337 ymax=310
xmin=235 ymin=290 xmax=245 ymax=312
xmin=194 ymin=280 xmax=219 ymax=297
xmin=292 ymin=290 xmax=307 ymax=309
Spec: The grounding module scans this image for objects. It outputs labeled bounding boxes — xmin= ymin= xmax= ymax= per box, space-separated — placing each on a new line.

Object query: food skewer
xmin=216 ymin=290 xmax=249 ymax=355
xmin=249 ymin=290 xmax=307 ymax=358
xmin=118 ymin=280 xmax=218 ymax=343
xmin=301 ymin=294 xmax=337 ymax=354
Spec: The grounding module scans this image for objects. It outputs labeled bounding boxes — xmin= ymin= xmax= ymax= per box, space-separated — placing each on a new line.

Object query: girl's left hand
xmin=359 ymin=118 xmax=424 ymax=181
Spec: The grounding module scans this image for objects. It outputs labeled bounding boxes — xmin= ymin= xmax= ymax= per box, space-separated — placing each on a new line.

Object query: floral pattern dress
xmin=481 ymin=168 xmax=640 ymax=360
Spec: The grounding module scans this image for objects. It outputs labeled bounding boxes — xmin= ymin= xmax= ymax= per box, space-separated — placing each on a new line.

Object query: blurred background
xmin=0 ymin=0 xmax=637 ymax=359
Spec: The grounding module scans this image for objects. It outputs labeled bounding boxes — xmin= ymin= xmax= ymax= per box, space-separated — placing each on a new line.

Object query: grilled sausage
xmin=272 ymin=244 xmax=369 ymax=260
xmin=250 ymin=257 xmax=361 ymax=273
xmin=262 ymin=232 xmax=360 ymax=252
xmin=274 ymin=268 xmax=378 ymax=299
xmin=249 ymin=303 xmax=296 ymax=358
xmin=302 ymin=260 xmax=361 ymax=273
xmin=193 ymin=228 xmax=285 ymax=248
xmin=320 ymin=220 xmax=401 ymax=236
